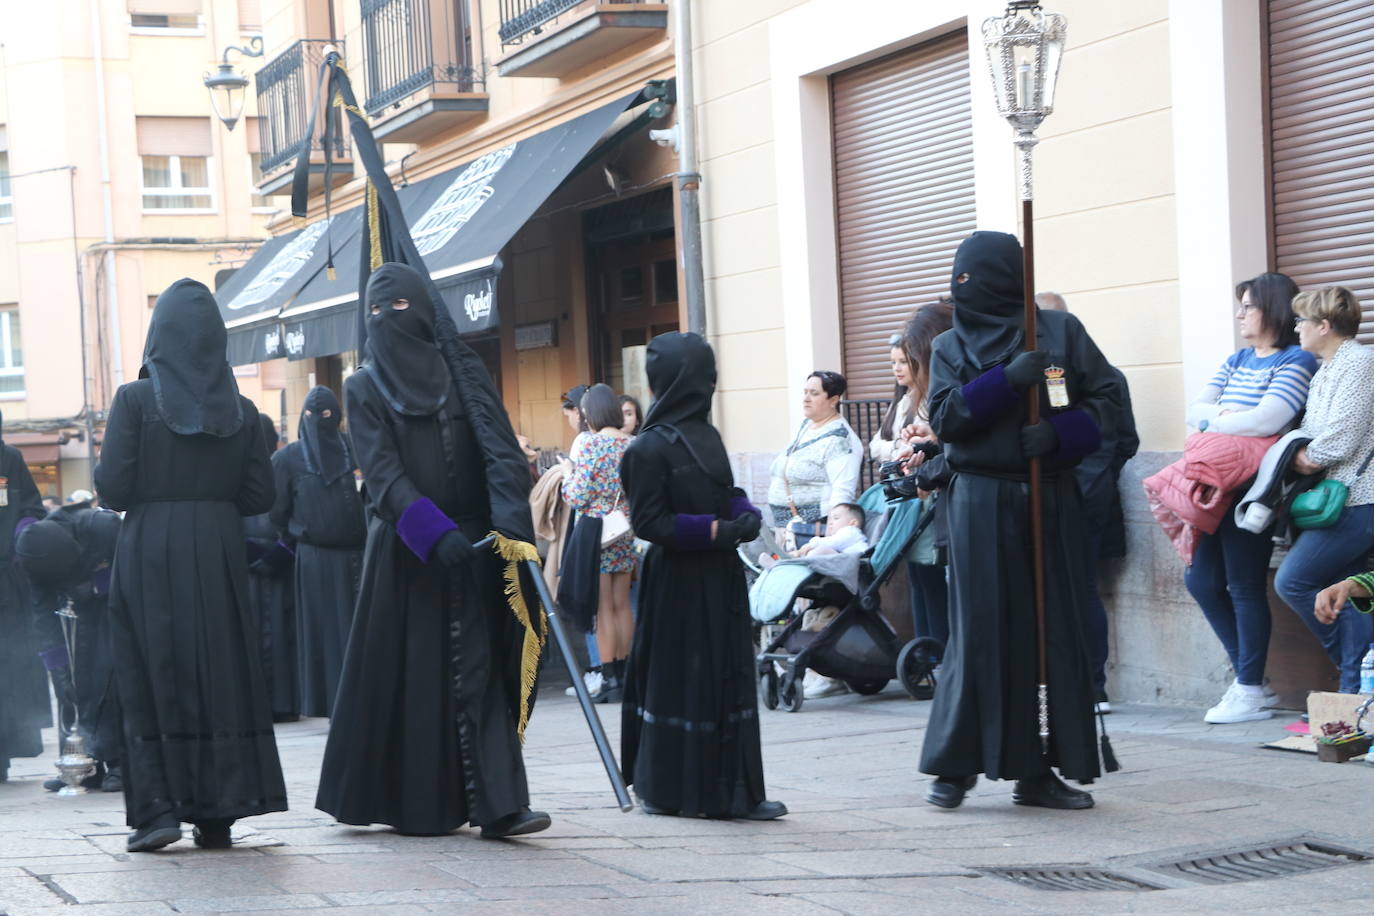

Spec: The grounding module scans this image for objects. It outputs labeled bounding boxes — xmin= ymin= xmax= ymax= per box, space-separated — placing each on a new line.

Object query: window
xmin=0 ymin=308 xmax=24 ymax=398
xmin=141 ymin=155 xmax=213 ymax=211
xmin=130 ymin=13 xmax=199 ymax=28
xmin=0 ymin=149 xmax=11 ymax=223
xmin=249 ymin=152 xmax=272 ymax=211
xmin=127 ymin=1 xmax=203 ymax=32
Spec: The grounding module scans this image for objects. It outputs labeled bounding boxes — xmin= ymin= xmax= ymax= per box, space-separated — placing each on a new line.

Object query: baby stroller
xmin=743 ymin=483 xmax=944 ymax=712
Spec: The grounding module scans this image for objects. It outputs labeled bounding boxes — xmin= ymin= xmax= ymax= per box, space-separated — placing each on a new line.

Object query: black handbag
xmin=556 ymin=512 xmax=602 ymax=633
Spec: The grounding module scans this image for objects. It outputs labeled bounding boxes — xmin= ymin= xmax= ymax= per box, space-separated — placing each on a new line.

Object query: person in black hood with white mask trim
xmin=917 ymin=232 xmax=1123 ymax=812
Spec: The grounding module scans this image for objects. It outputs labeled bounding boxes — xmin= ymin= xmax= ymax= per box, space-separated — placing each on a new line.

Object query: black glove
xmin=433 ymin=528 xmax=476 ymax=569
xmin=1020 ymin=420 xmax=1058 ymax=459
xmin=714 ymin=514 xmax=760 ymax=547
xmin=1004 ymin=350 xmax=1054 ymax=389
xmin=249 ymin=541 xmax=294 ymax=577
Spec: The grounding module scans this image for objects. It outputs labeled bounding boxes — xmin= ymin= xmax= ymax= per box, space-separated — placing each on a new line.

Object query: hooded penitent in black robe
xmin=17 ymin=506 xmax=124 ymax=766
xmin=246 ymin=412 xmax=299 ymax=720
xmin=95 ymin=278 xmax=286 ymax=830
xmin=620 ymin=332 xmax=769 ymax=817
xmin=918 ymin=232 xmax=1121 ymax=784
xmin=0 ymin=419 xmax=48 ymax=779
xmin=271 ymin=387 xmax=365 ymax=718
xmin=316 ymin=263 xmax=546 ymax=835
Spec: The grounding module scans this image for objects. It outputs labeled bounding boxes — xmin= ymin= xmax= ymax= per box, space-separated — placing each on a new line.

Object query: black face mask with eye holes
xmin=949 ymin=231 xmax=1028 ymax=370
xmin=363 ymin=262 xmax=451 ymax=416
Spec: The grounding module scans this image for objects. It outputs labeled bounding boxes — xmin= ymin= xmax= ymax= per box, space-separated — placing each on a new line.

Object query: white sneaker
xmin=1203 ymin=681 xmax=1273 ymax=724
xmin=1261 ymin=679 xmax=1279 ymax=709
xmin=802 ymin=671 xmax=848 ymax=699
xmin=564 ymin=669 xmax=604 ymax=698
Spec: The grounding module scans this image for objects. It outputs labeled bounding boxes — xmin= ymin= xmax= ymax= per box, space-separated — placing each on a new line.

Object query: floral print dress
xmin=562 ymin=431 xmax=635 ymax=573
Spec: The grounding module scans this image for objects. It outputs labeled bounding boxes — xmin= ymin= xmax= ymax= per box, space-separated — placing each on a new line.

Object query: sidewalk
xmin=1 ymin=685 xmax=1370 ymax=915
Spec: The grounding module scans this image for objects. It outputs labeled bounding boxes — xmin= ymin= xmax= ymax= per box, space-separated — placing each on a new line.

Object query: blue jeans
xmin=1184 ymin=509 xmax=1275 ymax=686
xmin=906 ymin=562 xmax=949 ymax=657
xmin=1274 ymin=503 xmax=1374 ymax=693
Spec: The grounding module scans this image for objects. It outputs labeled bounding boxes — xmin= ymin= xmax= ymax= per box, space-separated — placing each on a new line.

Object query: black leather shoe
xmin=101 ymin=765 xmax=123 ymax=794
xmin=192 ymin=819 xmax=233 ymax=849
xmin=127 ymin=815 xmax=182 ymax=852
xmin=640 ymin=801 xmax=680 ymax=816
xmin=1012 ymin=772 xmax=1094 ymax=810
xmin=480 ymin=808 xmax=552 ymax=838
xmin=744 ymin=800 xmax=788 ymax=820
xmin=925 ymin=775 xmax=977 ymax=809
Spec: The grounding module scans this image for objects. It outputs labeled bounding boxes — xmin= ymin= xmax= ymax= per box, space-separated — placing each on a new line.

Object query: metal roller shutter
xmin=1269 ymin=0 xmax=1374 ymax=342
xmin=831 ymin=33 xmax=976 ymax=400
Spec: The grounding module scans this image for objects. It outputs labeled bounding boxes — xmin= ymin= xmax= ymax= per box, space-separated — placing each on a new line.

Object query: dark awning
xmin=276 ymin=89 xmax=645 ymax=359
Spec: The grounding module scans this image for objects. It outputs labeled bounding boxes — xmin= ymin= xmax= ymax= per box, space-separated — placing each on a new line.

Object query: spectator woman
xmin=766 ymin=370 xmax=864 ymax=545
xmin=870 ymin=333 xmax=919 ymax=465
xmin=620 ymin=394 xmax=644 ymax=436
xmin=1274 ymin=286 xmax=1374 ymax=693
xmin=1183 ymin=272 xmax=1317 ymax=724
xmin=562 ymin=384 xmax=636 ymax=703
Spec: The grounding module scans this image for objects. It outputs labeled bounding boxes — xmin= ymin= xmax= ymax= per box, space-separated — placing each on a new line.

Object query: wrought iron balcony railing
xmin=363 ymin=0 xmax=482 ymax=115
xmin=499 ymin=0 xmax=649 ymax=47
xmin=255 ymin=39 xmax=351 ymax=175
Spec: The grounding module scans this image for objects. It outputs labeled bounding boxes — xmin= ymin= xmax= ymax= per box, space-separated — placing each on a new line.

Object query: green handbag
xmin=1291 ymin=478 xmax=1348 ymax=530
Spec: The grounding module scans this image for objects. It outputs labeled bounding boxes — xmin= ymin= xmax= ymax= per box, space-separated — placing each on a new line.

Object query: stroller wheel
xmin=898 ymin=637 xmax=942 ymax=701
xmin=846 ymin=679 xmax=889 ymax=696
xmin=759 ymin=666 xmax=780 ymax=710
xmin=778 ymin=670 xmax=804 ymax=713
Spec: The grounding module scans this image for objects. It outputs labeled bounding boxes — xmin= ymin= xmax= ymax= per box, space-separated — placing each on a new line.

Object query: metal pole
xmin=672 ymin=0 xmax=707 ymax=337
xmin=89 ymin=0 xmax=123 ymax=388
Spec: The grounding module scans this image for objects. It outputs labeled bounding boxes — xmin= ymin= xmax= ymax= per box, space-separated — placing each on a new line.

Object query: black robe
xmin=918 ymin=309 xmax=1120 ymax=783
xmin=95 ymin=380 xmax=286 ymax=826
xmin=315 ymin=368 xmax=531 ymax=833
xmin=0 ymin=443 xmax=49 ymax=773
xmin=25 ymin=506 xmax=124 ymax=764
xmin=245 ymin=509 xmax=299 ymax=719
xmin=270 ymin=441 xmax=365 ymax=718
xmin=620 ymin=333 xmax=767 ymax=818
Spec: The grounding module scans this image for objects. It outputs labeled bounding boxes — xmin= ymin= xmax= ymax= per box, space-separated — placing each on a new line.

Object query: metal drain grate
xmin=981 ymin=868 xmax=1165 ymax=892
xmin=1153 ymin=841 xmax=1372 ymax=885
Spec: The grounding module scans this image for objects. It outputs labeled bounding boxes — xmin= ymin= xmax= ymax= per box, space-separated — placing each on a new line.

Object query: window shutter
xmin=830 ymin=33 xmax=977 ymax=400
xmin=136 ymin=117 xmax=213 ymax=157
xmin=1269 ymin=0 xmax=1374 ymax=342
xmin=238 ymin=0 xmax=261 ymax=31
xmin=127 ymin=1 xmax=203 ymax=14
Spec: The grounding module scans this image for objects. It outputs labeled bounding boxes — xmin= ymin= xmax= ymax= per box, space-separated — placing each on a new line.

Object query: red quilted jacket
xmin=1143 ymin=432 xmax=1278 ymax=564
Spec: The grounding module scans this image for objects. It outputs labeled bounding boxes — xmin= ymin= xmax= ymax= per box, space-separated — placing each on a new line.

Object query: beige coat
xmin=529 ymin=462 xmax=571 ymax=594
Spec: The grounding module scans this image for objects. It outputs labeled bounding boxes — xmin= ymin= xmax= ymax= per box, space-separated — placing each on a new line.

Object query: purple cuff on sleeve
xmin=961 ymin=365 xmax=1020 ymax=424
xmin=397 ymin=497 xmax=458 ymax=563
xmin=1049 ymin=409 xmax=1102 ymax=463
xmin=276 ymin=539 xmax=296 ymax=557
xmin=673 ymin=513 xmax=716 ymax=551
xmin=39 ymin=644 xmax=69 ymax=672
xmin=729 ymin=495 xmax=761 ymax=520
xmin=14 ymin=516 xmax=36 ymax=539
xmin=91 ymin=567 xmax=112 ymax=596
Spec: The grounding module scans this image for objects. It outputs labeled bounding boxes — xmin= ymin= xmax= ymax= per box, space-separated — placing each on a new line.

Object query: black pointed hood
xmin=642 ymin=331 xmax=733 ymax=486
xmin=950 ymin=231 xmax=1026 ymax=370
xmin=258 ymin=412 xmax=278 ymax=460
xmin=141 ymin=279 xmax=243 ymax=436
xmin=299 ymin=386 xmax=352 ymax=483
xmin=362 ymin=263 xmax=450 ymax=416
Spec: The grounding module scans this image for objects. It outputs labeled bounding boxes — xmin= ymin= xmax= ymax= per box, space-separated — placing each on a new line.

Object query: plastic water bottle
xmin=1361 ymin=644 xmax=1374 ymax=696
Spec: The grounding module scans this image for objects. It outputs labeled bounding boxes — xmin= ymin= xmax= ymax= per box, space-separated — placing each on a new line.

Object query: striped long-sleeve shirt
xmin=1186 ymin=345 xmax=1318 ymax=436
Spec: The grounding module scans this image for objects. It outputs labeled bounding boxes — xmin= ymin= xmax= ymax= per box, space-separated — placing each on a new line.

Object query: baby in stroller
xmin=795 ymin=503 xmax=870 ymax=558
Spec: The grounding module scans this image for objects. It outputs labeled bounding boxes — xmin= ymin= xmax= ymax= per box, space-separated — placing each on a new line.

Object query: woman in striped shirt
xmin=1183 ymin=272 xmax=1318 ymax=725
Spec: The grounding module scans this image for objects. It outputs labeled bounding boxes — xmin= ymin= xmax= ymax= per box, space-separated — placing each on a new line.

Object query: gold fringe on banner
xmin=367 ymin=181 xmax=382 ymax=271
xmin=490 ymin=533 xmax=547 ymax=742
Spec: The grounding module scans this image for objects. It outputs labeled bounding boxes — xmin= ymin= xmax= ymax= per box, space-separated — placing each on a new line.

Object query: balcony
xmin=254 ymin=39 xmax=354 ymax=196
xmin=363 ymin=0 xmax=489 ymax=144
xmin=496 ymin=1 xmax=668 ymax=79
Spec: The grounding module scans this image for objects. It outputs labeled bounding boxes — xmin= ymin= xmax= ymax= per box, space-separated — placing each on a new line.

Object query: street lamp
xmin=979 ymin=0 xmax=1067 ymax=755
xmin=203 ymin=36 xmax=265 ymax=132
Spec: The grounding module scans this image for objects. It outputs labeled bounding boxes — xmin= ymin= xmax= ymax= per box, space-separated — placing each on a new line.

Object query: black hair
xmin=561 ymin=384 xmax=588 ymax=411
xmin=832 ymin=502 xmax=866 ymax=528
xmin=808 ymin=369 xmax=847 ymax=399
xmin=1235 ymin=272 xmax=1300 ymax=349
xmin=581 ymin=383 xmax=624 ymax=432
xmin=619 ymin=394 xmax=643 ymax=434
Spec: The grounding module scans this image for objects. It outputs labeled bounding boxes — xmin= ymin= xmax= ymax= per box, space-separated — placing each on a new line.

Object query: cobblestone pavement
xmin=1 ymin=684 xmax=1370 ymax=915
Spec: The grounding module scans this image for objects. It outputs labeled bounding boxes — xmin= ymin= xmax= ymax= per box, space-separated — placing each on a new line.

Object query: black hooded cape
xmin=246 ymin=412 xmax=300 ymax=720
xmin=0 ymin=411 xmax=49 ymax=775
xmin=315 ymin=263 xmax=542 ymax=833
xmin=918 ymin=232 xmax=1122 ymax=783
xmin=619 ymin=332 xmax=768 ymax=817
xmin=18 ymin=506 xmax=124 ymax=764
xmin=270 ymin=388 xmax=365 ymax=718
xmin=95 ymin=279 xmax=285 ymax=827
